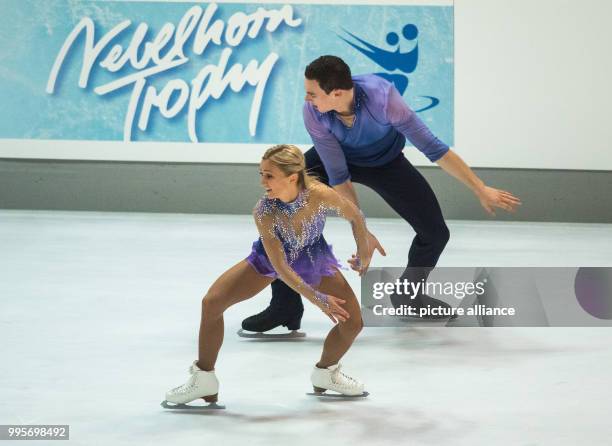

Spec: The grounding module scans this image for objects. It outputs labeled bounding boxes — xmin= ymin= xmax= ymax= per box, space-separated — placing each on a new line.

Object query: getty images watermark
xmin=360 ymin=267 xmax=612 ymax=327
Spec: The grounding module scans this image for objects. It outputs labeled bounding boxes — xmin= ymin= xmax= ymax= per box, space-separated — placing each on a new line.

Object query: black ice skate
xmin=389 ymin=267 xmax=457 ymax=321
xmin=238 ymin=302 xmax=306 ymax=339
xmin=390 ymin=292 xmax=456 ymax=321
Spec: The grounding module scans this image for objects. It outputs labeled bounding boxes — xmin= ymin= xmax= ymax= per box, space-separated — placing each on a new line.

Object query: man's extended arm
xmin=436 ymin=149 xmax=522 ymax=216
xmin=386 ymin=84 xmax=521 ymax=216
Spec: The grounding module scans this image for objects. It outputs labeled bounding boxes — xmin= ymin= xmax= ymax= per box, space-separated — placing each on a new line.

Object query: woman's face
xmin=259 ymin=159 xmax=297 ymax=200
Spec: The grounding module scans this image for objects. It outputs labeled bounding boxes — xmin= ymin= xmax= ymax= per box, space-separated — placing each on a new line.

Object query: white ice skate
xmin=161 ymin=361 xmax=224 ymax=410
xmin=308 ymin=363 xmax=368 ymax=398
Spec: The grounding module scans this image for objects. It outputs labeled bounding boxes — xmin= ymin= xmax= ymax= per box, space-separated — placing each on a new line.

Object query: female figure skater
xmin=165 ymin=144 xmax=371 ymax=404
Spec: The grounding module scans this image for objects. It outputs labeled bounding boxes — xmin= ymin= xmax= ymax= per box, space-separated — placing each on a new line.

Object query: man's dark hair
xmin=305 ymin=55 xmax=353 ymax=94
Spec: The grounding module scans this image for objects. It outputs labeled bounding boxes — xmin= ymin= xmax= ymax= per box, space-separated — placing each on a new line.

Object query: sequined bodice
xmin=254 ymin=188 xmax=336 ymax=263
xmin=250 ymin=182 xmax=368 ymax=304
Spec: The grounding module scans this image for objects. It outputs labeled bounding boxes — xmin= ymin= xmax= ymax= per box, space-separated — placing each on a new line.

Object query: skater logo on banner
xmin=46 ymin=3 xmax=302 ymax=142
xmin=338 ymin=24 xmax=440 ymax=113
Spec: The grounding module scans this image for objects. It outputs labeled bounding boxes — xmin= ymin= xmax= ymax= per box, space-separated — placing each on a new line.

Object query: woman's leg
xmin=198 ymin=260 xmax=273 ymax=371
xmin=316 ymin=270 xmax=363 ymax=368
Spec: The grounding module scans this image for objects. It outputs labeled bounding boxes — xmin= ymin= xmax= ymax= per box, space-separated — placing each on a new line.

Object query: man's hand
xmin=348 ymin=231 xmax=386 ymax=275
xmin=436 ymin=150 xmax=523 ymax=217
xmin=477 ymin=186 xmax=522 ymax=216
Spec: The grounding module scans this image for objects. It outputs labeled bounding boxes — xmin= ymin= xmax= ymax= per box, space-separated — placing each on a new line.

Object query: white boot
xmin=165 ymin=361 xmax=219 ymax=404
xmin=310 ymin=363 xmax=365 ymax=396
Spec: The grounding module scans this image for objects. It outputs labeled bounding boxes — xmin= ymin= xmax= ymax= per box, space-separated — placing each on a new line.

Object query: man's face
xmin=304 ymin=78 xmax=337 ymax=113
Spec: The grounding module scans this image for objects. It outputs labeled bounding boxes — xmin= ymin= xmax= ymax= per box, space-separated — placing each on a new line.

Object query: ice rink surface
xmin=1 ymin=210 xmax=611 ymax=446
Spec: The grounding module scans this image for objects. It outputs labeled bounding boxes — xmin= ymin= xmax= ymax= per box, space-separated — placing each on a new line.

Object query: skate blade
xmin=161 ymin=400 xmax=226 ymax=410
xmin=237 ymin=329 xmax=306 ymax=339
xmin=306 ymin=391 xmax=369 ymax=399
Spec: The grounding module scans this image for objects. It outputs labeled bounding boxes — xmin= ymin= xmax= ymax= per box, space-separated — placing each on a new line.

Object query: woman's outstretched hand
xmin=348 ymin=254 xmax=368 ymax=276
xmin=348 ymin=232 xmax=386 ymax=276
xmin=316 ymin=294 xmax=350 ymax=323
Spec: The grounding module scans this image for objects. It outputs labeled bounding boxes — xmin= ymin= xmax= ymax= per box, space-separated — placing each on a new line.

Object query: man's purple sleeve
xmin=303 ymin=104 xmax=351 ymax=186
xmin=385 ymin=85 xmax=449 ymax=162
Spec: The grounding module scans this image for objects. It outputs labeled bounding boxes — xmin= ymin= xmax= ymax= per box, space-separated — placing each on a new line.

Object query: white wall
xmin=453 ymin=0 xmax=612 ymax=170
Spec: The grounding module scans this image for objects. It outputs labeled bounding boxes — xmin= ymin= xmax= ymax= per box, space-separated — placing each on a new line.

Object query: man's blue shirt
xmin=303 ymin=74 xmax=449 ymax=186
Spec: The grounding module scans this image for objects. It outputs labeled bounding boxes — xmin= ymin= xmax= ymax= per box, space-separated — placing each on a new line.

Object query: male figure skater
xmin=242 ymin=55 xmax=521 ymax=333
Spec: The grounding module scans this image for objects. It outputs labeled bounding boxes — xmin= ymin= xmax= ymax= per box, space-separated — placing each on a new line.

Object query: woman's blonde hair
xmin=262 ymin=144 xmax=319 ymax=189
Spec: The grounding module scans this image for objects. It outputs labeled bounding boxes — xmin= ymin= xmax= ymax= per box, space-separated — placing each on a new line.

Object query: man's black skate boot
xmin=390 ymin=267 xmax=456 ymax=320
xmin=390 ymin=292 xmax=454 ymax=320
xmin=241 ymin=304 xmax=304 ymax=332
xmin=241 ymin=281 xmax=304 ymax=333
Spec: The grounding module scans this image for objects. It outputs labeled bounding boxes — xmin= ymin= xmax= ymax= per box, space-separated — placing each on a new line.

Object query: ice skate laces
xmin=330 ymin=364 xmax=360 ymax=390
xmin=170 ymin=374 xmax=197 ymax=395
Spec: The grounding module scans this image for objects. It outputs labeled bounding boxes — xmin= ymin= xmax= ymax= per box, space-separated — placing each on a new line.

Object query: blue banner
xmin=0 ymin=1 xmax=453 ymax=146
